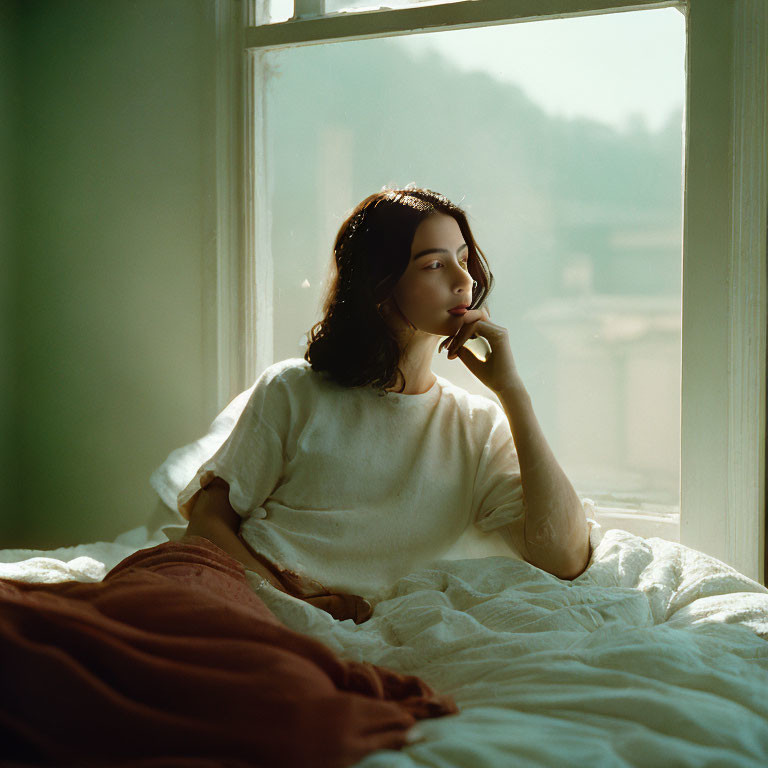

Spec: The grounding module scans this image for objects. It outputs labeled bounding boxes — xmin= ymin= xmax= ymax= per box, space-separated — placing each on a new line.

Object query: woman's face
xmin=384 ymin=212 xmax=475 ymax=338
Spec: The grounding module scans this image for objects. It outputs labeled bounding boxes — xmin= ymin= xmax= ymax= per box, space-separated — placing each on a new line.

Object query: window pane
xmin=252 ymin=0 xmax=466 ymax=24
xmin=254 ymin=0 xmax=294 ymax=25
xmin=324 ymin=0 xmax=465 ymax=13
xmin=261 ymin=8 xmax=685 ymax=515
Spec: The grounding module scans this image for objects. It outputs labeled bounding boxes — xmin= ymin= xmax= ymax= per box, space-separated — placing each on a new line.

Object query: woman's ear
xmin=377 ymin=296 xmax=394 ymax=318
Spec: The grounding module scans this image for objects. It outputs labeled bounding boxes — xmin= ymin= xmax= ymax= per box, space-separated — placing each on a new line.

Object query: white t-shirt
xmin=171 ymin=358 xmax=590 ymax=602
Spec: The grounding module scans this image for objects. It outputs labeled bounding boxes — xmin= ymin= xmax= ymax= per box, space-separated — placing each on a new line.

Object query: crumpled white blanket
xmin=246 ymin=528 xmax=768 ymax=768
xmin=0 ymin=526 xmax=168 ymax=582
xmin=3 ymin=525 xmax=767 ymax=767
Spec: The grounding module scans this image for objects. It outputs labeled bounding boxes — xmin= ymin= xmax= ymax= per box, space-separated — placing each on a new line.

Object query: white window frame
xmin=210 ymin=0 xmax=767 ymax=583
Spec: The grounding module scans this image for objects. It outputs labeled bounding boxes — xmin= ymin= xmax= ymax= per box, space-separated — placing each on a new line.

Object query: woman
xmin=180 ymin=185 xmax=592 ymax=623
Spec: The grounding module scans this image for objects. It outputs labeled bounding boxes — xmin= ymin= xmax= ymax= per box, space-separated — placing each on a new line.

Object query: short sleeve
xmin=472 ymin=411 xmax=526 ymax=535
xmin=175 ymin=371 xmax=289 ymax=521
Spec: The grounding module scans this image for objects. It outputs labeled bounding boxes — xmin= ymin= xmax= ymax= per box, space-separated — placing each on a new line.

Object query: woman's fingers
xmin=239 ymin=544 xmax=375 ymax=623
xmin=276 ymin=570 xmax=328 ymax=597
xmin=303 ymin=593 xmax=373 ymax=624
xmin=444 ymin=307 xmax=492 ymax=358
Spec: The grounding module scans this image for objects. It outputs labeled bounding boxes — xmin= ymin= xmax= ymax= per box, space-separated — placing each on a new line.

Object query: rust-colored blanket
xmin=0 ymin=535 xmax=458 ymax=767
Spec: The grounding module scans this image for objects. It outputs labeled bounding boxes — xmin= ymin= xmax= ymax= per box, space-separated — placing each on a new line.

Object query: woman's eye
xmin=426 ymin=260 xmax=469 ymax=271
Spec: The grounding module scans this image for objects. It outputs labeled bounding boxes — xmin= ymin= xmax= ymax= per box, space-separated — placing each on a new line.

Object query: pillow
xmin=148 ymin=384 xmax=256 ymax=517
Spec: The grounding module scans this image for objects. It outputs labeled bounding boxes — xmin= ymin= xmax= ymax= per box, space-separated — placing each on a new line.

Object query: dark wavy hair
xmin=304 ymin=184 xmax=494 ymax=395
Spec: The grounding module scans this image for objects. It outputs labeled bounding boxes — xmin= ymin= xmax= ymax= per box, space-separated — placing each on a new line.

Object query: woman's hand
xmin=247 ymin=548 xmax=373 ymax=624
xmin=438 ymin=306 xmax=521 ymax=394
xmin=280 ymin=570 xmax=373 ymax=624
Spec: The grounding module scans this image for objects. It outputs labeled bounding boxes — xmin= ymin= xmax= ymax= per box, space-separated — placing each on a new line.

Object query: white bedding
xmin=3 ymin=524 xmax=768 ymax=767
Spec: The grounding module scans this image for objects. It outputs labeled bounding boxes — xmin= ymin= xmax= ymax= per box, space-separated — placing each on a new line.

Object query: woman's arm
xmin=497 ymin=378 xmax=590 ymax=581
xmin=183 ymin=478 xmax=288 ymax=592
xmin=439 ymin=305 xmax=590 ymax=579
xmin=184 ymin=478 xmax=373 ymax=623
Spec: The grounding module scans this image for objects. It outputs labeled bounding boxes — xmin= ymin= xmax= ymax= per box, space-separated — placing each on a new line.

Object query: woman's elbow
xmin=525 ymin=541 xmax=591 ymax=581
xmin=550 ymin=545 xmax=591 ymax=580
xmin=187 ymin=477 xmax=241 ymax=533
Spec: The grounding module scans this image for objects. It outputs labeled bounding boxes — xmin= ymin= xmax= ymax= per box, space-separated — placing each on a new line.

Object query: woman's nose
xmin=451 ymin=266 xmax=473 ymax=294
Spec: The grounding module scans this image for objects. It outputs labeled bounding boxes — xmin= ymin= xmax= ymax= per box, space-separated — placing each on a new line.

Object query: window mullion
xmin=681 ymin=0 xmax=768 ymax=584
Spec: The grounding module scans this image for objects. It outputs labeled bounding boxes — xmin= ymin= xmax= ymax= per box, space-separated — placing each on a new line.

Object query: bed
xmin=2 ymin=501 xmax=767 ymax=767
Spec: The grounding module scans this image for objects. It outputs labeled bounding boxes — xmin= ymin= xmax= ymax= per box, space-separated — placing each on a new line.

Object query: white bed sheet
xmin=3 ymin=524 xmax=767 ymax=767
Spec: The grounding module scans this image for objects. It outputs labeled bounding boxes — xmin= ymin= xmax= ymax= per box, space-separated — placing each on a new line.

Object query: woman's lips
xmin=448 ymin=308 xmax=467 ymax=315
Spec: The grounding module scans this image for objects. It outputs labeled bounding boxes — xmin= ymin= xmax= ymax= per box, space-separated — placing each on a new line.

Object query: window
xmin=225 ymin=0 xmax=766 ymax=582
xmin=259 ymin=0 xmax=469 ymax=25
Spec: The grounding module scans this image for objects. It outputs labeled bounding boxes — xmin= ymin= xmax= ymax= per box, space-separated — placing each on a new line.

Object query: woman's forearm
xmin=497 ymin=377 xmax=590 ymax=580
xmin=183 ymin=516 xmax=287 ymax=592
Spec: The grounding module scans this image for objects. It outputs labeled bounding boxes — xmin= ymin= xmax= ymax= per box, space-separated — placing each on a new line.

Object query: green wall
xmin=2 ymin=0 xmax=218 ymax=548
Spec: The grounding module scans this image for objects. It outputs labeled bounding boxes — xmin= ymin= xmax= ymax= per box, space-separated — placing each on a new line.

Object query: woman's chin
xmin=414 ymin=315 xmax=462 ymax=339
xmin=426 ymin=321 xmax=461 ymax=340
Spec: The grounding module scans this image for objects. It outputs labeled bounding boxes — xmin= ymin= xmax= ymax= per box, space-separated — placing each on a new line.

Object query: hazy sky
xmin=390 ymin=7 xmax=686 ymax=134
xmin=271 ymin=3 xmax=685 ymax=135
